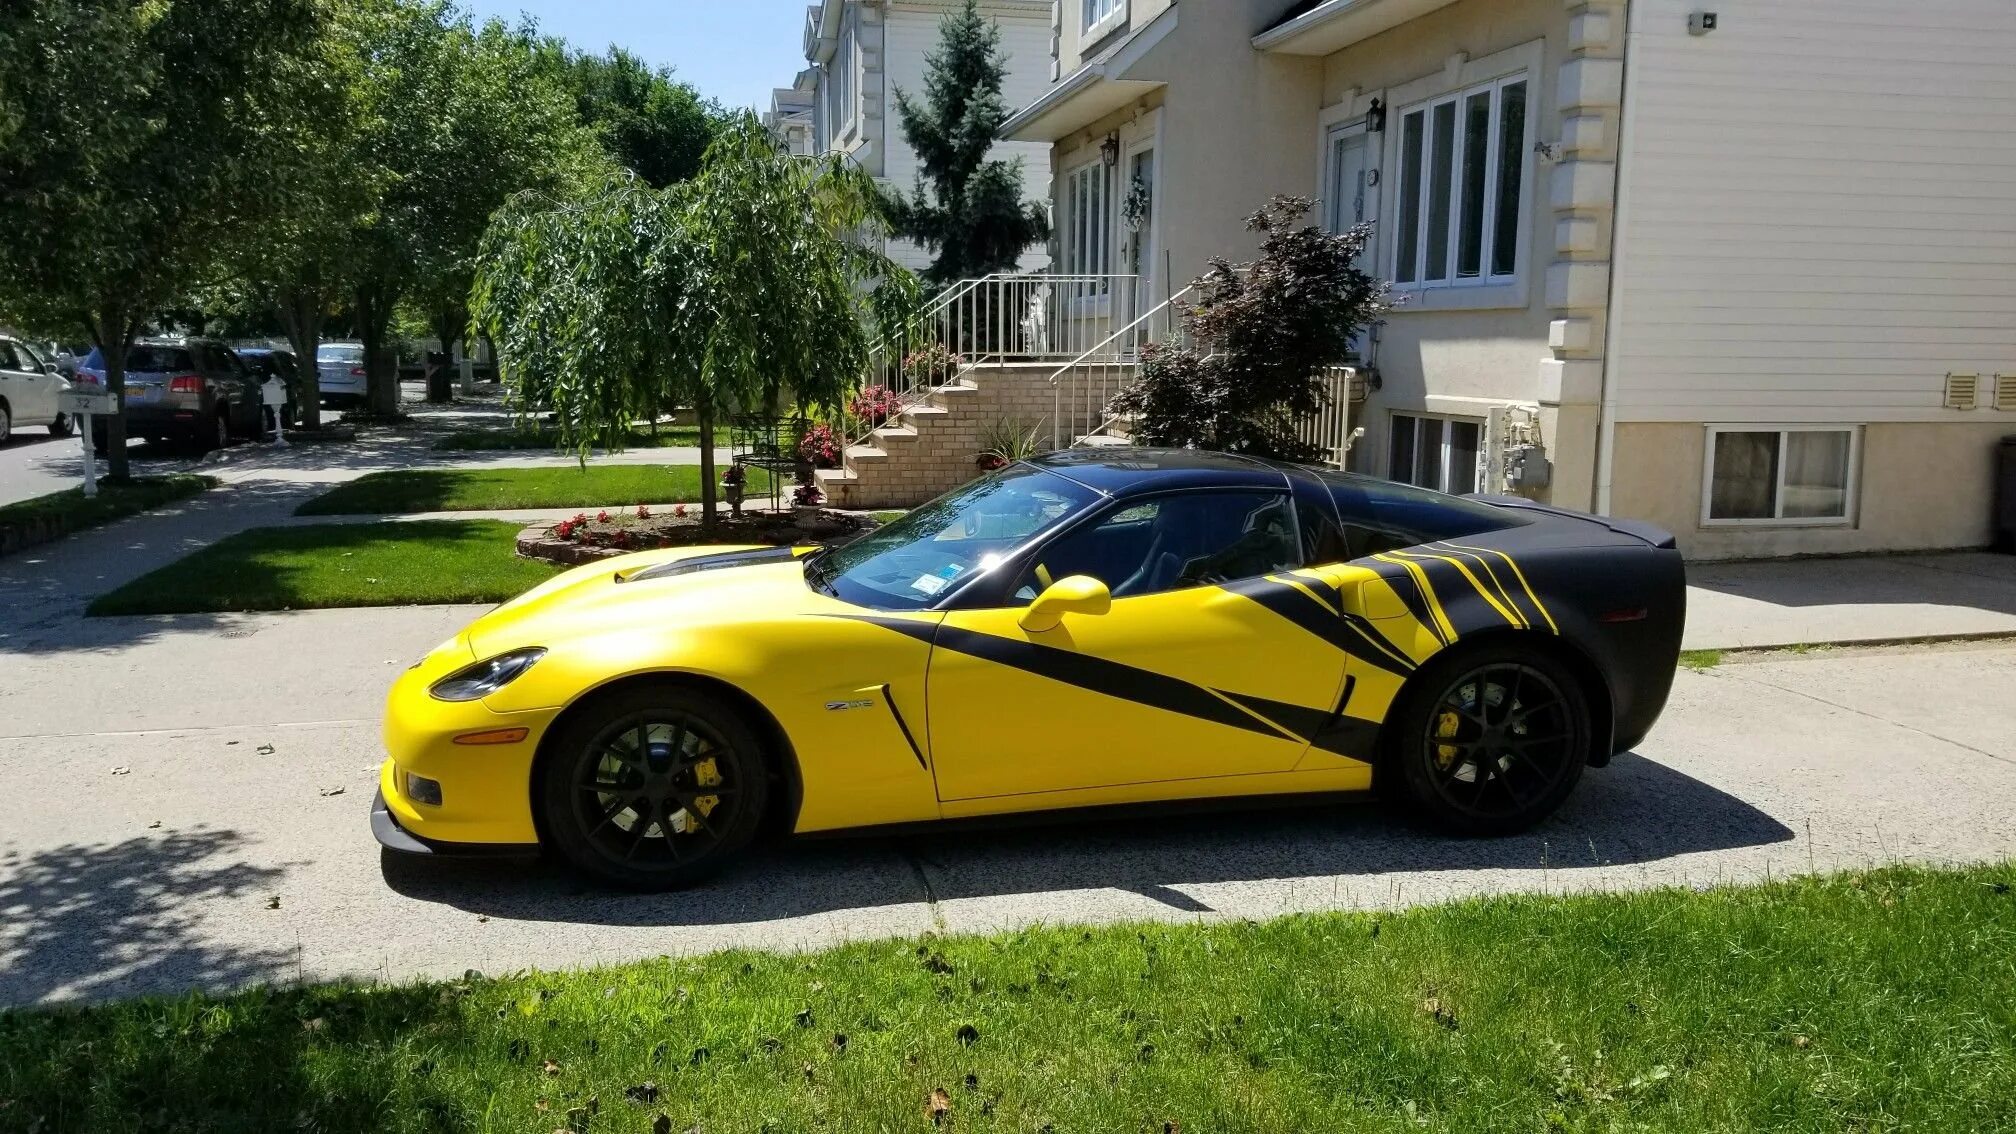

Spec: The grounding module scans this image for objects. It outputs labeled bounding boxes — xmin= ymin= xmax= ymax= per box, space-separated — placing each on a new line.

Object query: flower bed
xmin=517 ymin=506 xmax=877 ymax=567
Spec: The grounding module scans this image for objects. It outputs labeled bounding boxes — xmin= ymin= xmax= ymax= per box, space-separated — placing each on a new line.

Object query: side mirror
xmin=1019 ymin=575 xmax=1111 ymax=633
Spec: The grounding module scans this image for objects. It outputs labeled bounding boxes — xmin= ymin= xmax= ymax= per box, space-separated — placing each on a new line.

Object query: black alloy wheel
xmin=540 ymin=685 xmax=770 ymax=890
xmin=1389 ymin=646 xmax=1590 ymax=835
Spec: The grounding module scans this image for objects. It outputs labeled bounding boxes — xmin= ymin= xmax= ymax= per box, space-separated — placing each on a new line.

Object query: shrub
xmin=849 ymin=385 xmax=904 ymax=430
xmin=900 ymin=342 xmax=963 ymax=388
xmin=1109 ymin=195 xmax=1387 ymax=461
xmin=797 ymin=422 xmax=842 ymax=469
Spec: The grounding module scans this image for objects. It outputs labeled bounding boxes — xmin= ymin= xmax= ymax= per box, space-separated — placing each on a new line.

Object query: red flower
xmin=596 ymin=510 xmax=611 ymax=524
xmin=636 ymin=504 xmax=651 ymax=520
xmin=673 ymin=503 xmax=687 ymax=518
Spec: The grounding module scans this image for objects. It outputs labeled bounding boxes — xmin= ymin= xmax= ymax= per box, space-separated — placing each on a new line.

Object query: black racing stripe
xmin=1220 ymin=575 xmax=1416 ymax=675
xmin=1391 ymin=553 xmax=1504 ymax=637
xmin=1432 ymin=542 xmax=1552 ymax=632
xmin=1220 ymin=676 xmax=1381 ymax=760
xmin=1370 ymin=561 xmax=1448 ymax=644
xmin=626 ymin=545 xmax=800 ymax=582
xmin=840 ymin=616 xmax=1297 ymax=744
xmin=1422 ymin=543 xmax=1539 ymax=630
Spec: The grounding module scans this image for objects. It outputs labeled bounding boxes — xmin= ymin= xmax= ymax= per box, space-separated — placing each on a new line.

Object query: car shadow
xmin=380 ymin=752 xmax=1793 ymax=927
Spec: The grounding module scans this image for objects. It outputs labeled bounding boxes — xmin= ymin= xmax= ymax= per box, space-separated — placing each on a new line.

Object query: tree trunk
xmin=277 ymin=284 xmax=327 ymax=432
xmin=697 ymin=397 xmax=718 ymax=528
xmin=356 ymin=285 xmax=400 ymax=418
xmin=89 ymin=308 xmax=135 ymax=482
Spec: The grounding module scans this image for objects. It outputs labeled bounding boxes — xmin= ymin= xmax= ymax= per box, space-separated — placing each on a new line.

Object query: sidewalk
xmin=1684 ymin=552 xmax=2016 ymax=650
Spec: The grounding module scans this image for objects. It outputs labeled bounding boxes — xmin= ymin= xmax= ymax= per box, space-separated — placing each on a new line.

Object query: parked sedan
xmin=316 ymin=342 xmax=367 ymax=408
xmin=374 ymin=449 xmax=1686 ymax=890
xmin=0 ymin=335 xmax=75 ymax=442
xmin=76 ymin=339 xmax=267 ymax=451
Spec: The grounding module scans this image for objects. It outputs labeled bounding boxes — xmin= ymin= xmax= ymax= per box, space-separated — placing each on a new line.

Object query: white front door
xmin=1325 ymin=122 xmax=1379 ymax=265
xmin=1122 ymin=144 xmax=1158 ymax=319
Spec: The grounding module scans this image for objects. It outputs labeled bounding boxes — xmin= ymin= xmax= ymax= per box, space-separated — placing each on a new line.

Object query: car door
xmin=0 ymin=339 xmax=46 ymax=426
xmin=11 ymin=340 xmax=62 ymax=424
xmin=922 ymin=489 xmax=1351 ymax=801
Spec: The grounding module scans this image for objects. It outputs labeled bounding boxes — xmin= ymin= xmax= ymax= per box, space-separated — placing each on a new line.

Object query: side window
xmin=1323 ymin=472 xmax=1522 ymax=558
xmin=1014 ymin=492 xmax=1302 ymax=602
xmin=16 ymin=341 xmax=47 ymax=372
xmin=0 ymin=341 xmax=21 ymax=370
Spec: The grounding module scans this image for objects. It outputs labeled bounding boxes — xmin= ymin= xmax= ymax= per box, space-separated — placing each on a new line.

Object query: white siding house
xmin=1000 ymin=0 xmax=2016 ymax=558
xmin=794 ymin=0 xmax=1055 ymax=274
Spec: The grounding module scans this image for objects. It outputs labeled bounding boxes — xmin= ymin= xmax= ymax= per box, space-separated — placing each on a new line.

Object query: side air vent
xmin=1944 ymin=372 xmax=1980 ymax=411
xmin=1996 ymin=373 xmax=2016 ymax=412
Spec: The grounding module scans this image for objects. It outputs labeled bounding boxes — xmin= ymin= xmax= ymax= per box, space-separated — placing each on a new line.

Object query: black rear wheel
xmin=539 ymin=685 xmax=770 ymax=890
xmin=1386 ymin=644 xmax=1591 ymax=836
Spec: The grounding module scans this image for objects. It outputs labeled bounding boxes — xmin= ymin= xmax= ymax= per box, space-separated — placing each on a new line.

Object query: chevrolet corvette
xmin=373 ymin=449 xmax=1685 ymax=889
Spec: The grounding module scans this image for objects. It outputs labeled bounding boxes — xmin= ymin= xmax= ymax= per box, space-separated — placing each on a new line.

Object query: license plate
xmin=124 ymin=385 xmax=145 ymax=398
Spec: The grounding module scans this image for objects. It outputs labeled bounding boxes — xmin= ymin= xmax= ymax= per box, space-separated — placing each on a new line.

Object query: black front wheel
xmin=1385 ymin=644 xmax=1592 ymax=836
xmin=539 ymin=684 xmax=771 ymax=890
xmin=48 ymin=412 xmax=74 ymax=438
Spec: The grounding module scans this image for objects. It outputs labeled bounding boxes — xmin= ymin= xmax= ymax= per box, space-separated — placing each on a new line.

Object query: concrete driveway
xmin=3 ymin=596 xmax=2013 ymax=1005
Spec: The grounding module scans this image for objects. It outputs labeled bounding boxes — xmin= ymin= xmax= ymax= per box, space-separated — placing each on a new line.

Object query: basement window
xmin=1703 ymin=426 xmax=1859 ymax=525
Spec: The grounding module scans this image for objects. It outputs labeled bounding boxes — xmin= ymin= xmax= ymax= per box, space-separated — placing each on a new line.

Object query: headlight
xmin=428 ymin=648 xmax=546 ymax=702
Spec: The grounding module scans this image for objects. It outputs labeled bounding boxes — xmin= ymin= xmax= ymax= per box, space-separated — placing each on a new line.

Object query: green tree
xmin=349 ymin=7 xmax=606 ymax=416
xmin=0 ymin=0 xmax=328 ymax=477
xmin=474 ymin=113 xmax=915 ymax=522
xmin=880 ymin=0 xmax=1047 ymax=286
xmin=1110 ymin=197 xmax=1387 ymax=460
xmin=552 ymin=46 xmax=721 ymax=190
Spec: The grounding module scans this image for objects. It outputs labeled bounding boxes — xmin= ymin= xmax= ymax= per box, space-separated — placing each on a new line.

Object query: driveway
xmin=2 ymin=593 xmax=2012 ymax=1004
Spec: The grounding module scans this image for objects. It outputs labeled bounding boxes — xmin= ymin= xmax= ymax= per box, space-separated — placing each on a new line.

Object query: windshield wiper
xmin=801 ymin=546 xmax=837 ymax=596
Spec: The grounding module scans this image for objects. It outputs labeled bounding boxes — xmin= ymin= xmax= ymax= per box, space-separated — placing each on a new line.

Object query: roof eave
xmin=1253 ymin=0 xmax=1462 ymax=56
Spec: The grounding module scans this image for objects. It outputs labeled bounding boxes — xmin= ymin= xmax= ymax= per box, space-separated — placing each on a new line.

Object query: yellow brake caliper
xmin=1434 ymin=711 xmax=1462 ymax=770
xmin=690 ymin=756 xmax=723 ymax=820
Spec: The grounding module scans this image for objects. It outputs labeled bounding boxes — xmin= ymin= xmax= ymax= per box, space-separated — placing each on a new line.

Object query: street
xmin=0 ymin=431 xmax=196 ymax=509
xmin=3 ymin=589 xmax=2012 ymax=1003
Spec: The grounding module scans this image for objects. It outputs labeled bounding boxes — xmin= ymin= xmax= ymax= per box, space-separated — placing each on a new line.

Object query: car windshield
xmin=807 ymin=465 xmax=1098 ymax=610
xmin=318 ymin=344 xmax=364 ymax=363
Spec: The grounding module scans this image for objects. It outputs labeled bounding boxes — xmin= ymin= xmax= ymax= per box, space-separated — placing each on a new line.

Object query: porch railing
xmin=1047 ymin=283 xmax=1196 ymax=450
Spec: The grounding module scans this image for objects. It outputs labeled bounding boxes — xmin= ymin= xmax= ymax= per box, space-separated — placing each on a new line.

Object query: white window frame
xmin=1699 ymin=424 xmax=1863 ymax=528
xmin=1083 ymin=0 xmax=1125 ymax=41
xmin=1389 ymin=411 xmax=1484 ymax=496
xmin=825 ymin=21 xmax=858 ymax=148
xmin=1391 ymin=73 xmax=1530 ymax=292
xmin=1378 ymin=40 xmax=1542 ymax=314
xmin=1061 ymin=158 xmax=1114 ymax=305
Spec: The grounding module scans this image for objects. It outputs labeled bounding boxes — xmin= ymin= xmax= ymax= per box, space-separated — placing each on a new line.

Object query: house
xmin=791 ymin=0 xmax=1058 ymax=274
xmin=764 ymin=82 xmax=817 ymax=157
xmin=998 ymin=0 xmax=2016 ymax=559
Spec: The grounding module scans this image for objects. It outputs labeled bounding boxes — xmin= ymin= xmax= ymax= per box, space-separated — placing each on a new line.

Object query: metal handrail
xmin=1046 ymin=284 xmax=1195 ymax=449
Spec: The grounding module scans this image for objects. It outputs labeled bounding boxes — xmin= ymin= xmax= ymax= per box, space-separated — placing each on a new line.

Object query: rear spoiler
xmin=1473 ymin=495 xmax=1678 ymax=550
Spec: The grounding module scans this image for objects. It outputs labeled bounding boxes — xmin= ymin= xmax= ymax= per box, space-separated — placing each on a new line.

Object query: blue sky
xmin=460 ymin=0 xmax=812 ymax=111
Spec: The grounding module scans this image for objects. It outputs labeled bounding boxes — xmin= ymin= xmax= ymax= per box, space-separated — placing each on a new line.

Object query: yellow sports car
xmin=374 ymin=449 xmax=1685 ymax=889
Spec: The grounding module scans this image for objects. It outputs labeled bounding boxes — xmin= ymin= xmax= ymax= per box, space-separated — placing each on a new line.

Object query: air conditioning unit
xmin=1945 ymin=372 xmax=1980 ymax=410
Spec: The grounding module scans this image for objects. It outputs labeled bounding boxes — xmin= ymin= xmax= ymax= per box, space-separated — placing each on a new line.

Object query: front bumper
xmin=371 ymin=788 xmax=538 ymax=858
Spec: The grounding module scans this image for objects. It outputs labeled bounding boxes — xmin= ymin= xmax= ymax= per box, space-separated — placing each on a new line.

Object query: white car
xmin=0 ymin=335 xmax=74 ymax=442
xmin=316 ymin=341 xmax=368 ymax=407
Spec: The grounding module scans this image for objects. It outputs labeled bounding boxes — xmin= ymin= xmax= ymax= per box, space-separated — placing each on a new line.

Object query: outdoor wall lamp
xmin=1100 ymin=133 xmax=1121 ymax=167
xmin=1365 ymin=98 xmax=1386 ymax=134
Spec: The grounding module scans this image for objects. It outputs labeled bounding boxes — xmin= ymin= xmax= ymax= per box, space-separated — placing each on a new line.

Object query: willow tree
xmin=474 ymin=112 xmax=915 ymax=522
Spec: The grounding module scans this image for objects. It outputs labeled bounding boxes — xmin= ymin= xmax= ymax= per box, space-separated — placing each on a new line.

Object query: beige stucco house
xmin=788 ymin=0 xmax=1058 ymax=274
xmin=1001 ymin=0 xmax=2016 ymax=558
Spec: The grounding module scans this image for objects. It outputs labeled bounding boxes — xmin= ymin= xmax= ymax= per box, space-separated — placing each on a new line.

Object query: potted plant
xmin=900 ymin=342 xmax=963 ymax=389
xmin=848 ymin=385 xmax=903 ymax=430
xmin=797 ymin=422 xmax=842 ymax=469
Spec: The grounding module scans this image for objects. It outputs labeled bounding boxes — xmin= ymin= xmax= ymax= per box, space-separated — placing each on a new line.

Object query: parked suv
xmin=316 ymin=341 xmax=367 ymax=408
xmin=76 ymin=338 xmax=266 ymax=451
xmin=0 ymin=335 xmax=75 ymax=442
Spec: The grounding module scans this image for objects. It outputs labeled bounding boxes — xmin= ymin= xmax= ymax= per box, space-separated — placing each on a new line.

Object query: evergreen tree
xmin=882 ymin=0 xmax=1048 ymax=285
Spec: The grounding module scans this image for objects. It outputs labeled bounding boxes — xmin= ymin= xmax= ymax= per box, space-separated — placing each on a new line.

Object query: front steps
xmin=818 ymin=363 xmax=1102 ymax=510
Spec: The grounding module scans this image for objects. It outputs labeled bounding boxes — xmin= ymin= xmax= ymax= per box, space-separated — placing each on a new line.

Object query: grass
xmin=85 ymin=521 xmax=557 ymax=616
xmin=1678 ymin=648 xmax=1723 ymax=670
xmin=4 ymin=865 xmax=2013 ymax=1132
xmin=0 ymin=474 xmax=215 ymax=552
xmin=433 ymin=425 xmax=705 ymax=451
xmin=295 ymin=465 xmax=772 ymax=516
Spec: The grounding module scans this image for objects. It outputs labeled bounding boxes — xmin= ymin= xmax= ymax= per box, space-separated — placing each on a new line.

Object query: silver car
xmin=317 ymin=342 xmax=367 ymax=407
xmin=0 ymin=335 xmax=75 ymax=442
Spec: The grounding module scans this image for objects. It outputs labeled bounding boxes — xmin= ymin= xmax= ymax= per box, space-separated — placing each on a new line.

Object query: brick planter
xmin=516 ymin=507 xmax=877 ymax=568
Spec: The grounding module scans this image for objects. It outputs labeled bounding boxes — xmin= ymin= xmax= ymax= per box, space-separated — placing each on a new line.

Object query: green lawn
xmin=85 ymin=521 xmax=557 ymax=616
xmin=5 ymin=865 xmax=2012 ymax=1133
xmin=0 ymin=474 xmax=216 ymax=553
xmin=433 ymin=425 xmax=706 ymax=452
xmin=295 ymin=465 xmax=772 ymax=516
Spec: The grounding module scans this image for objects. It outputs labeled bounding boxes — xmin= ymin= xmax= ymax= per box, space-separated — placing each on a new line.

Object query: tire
xmin=538 ymin=683 xmax=772 ymax=890
xmin=48 ymin=412 xmax=74 ymax=438
xmin=1383 ymin=642 xmax=1592 ymax=837
xmin=0 ymin=402 xmax=11 ymax=443
xmin=197 ymin=410 xmax=229 ymax=453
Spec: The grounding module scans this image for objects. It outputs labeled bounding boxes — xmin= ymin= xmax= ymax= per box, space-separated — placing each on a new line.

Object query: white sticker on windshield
xmin=910 ymin=574 xmax=949 ymax=596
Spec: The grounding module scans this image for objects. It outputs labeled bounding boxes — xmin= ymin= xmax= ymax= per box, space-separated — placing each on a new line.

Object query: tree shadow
xmin=0 ymin=828 xmax=293 ymax=1004
xmin=382 ymin=752 xmax=1795 ymax=927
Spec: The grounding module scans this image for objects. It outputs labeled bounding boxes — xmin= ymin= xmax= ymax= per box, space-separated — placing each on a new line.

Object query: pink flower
xmin=596 ymin=510 xmax=611 ymax=524
xmin=636 ymin=505 xmax=651 ymax=520
xmin=673 ymin=503 xmax=687 ymax=518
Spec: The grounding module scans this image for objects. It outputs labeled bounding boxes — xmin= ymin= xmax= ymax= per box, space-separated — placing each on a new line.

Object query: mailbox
xmin=60 ymin=388 xmax=117 ymax=416
xmin=261 ymin=378 xmax=288 ymax=407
